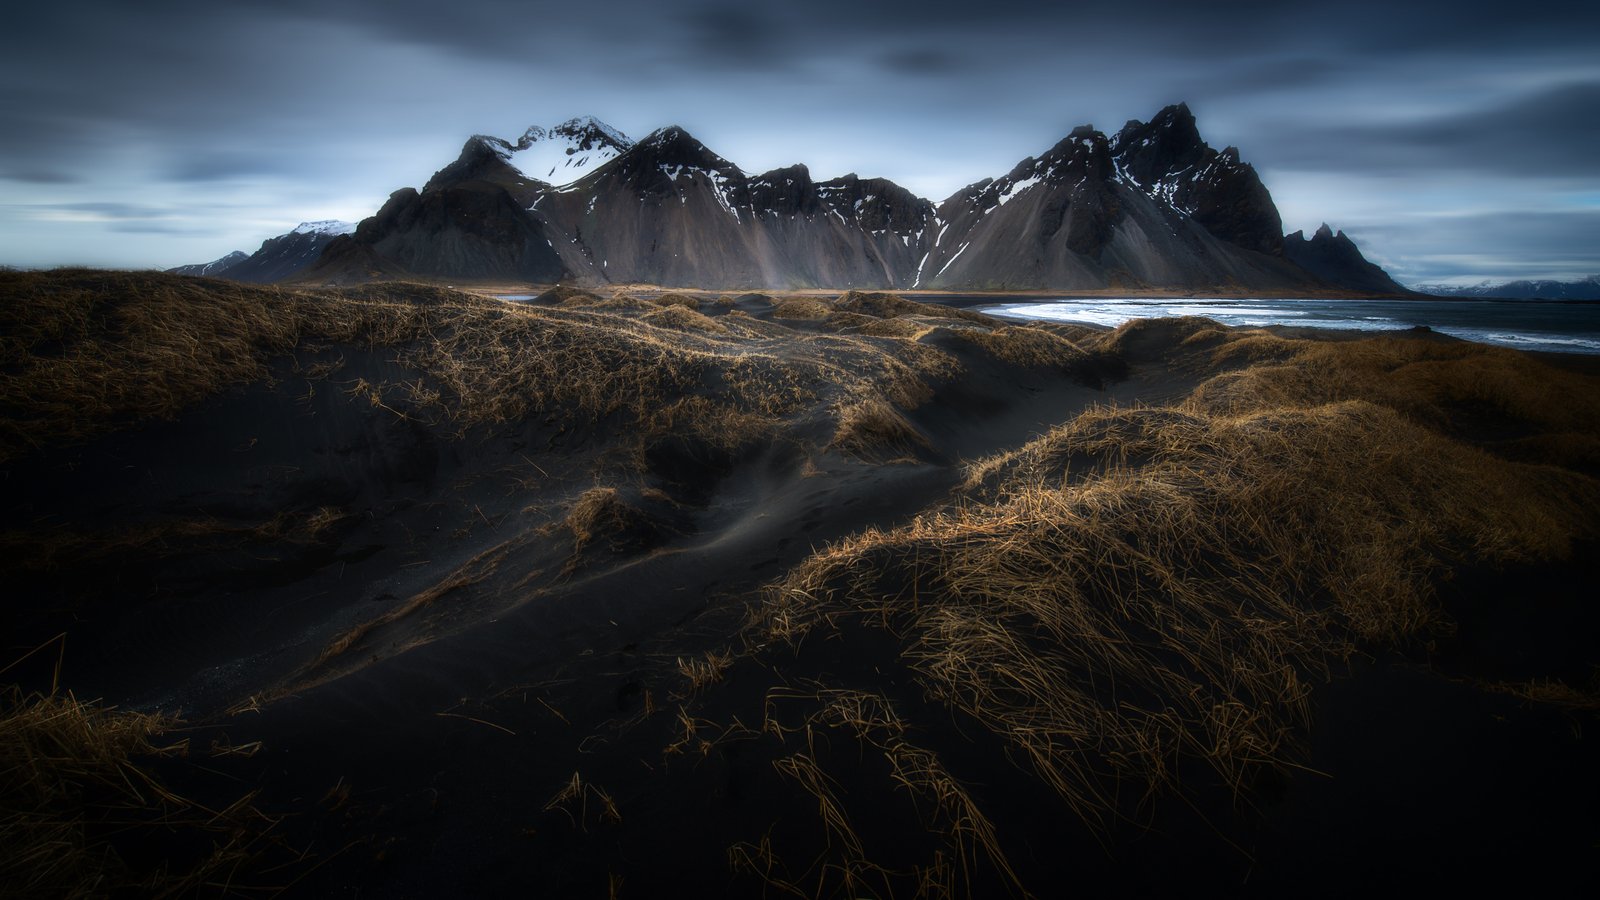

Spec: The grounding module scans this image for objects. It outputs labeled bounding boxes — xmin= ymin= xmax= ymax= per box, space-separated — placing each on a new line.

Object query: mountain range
xmin=178 ymin=109 xmax=1410 ymax=295
xmin=167 ymin=221 xmax=354 ymax=283
xmin=1416 ymin=275 xmax=1600 ymax=301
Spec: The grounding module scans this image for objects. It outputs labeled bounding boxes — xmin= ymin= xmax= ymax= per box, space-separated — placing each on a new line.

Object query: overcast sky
xmin=3 ymin=0 xmax=1597 ymax=285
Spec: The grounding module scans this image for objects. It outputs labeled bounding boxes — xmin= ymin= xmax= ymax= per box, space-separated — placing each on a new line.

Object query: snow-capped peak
xmin=495 ymin=117 xmax=634 ymax=186
xmin=554 ymin=115 xmax=629 ymax=148
xmin=292 ymin=220 xmax=357 ymax=236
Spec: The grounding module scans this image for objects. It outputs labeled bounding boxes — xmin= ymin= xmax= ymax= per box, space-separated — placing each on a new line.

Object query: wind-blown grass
xmin=0 ymin=681 xmax=277 ymax=898
xmin=718 ymin=319 xmax=1600 ymax=894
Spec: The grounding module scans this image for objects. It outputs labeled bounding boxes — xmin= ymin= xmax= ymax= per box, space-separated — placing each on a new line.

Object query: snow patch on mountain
xmin=292 ymin=220 xmax=357 ymax=236
xmin=495 ymin=117 xmax=634 ymax=186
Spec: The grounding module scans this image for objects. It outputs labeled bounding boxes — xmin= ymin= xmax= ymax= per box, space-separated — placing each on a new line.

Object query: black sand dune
xmin=2 ymin=271 xmax=1597 ymax=897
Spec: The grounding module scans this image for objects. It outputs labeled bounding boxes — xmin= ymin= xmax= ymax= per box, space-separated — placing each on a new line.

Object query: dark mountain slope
xmin=920 ymin=124 xmax=1319 ymax=292
xmin=294 ymin=109 xmax=1405 ymax=294
xmin=223 ymin=222 xmax=355 ymax=284
xmin=1284 ymin=224 xmax=1411 ymax=295
xmin=167 ymin=250 xmax=247 ymax=278
xmin=526 ymin=127 xmax=938 ymax=289
xmin=1112 ymin=103 xmax=1284 ymax=256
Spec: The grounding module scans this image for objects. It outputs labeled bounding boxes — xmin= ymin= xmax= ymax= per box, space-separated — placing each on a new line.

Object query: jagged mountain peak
xmin=511 ymin=117 xmax=631 ymax=155
xmin=1023 ymin=125 xmax=1113 ymax=169
xmin=1284 ymin=223 xmax=1408 ymax=295
xmin=1152 ymin=101 xmax=1197 ymax=129
xmin=1106 ymin=103 xmax=1283 ymax=256
xmin=1112 ymin=104 xmax=1207 ymax=183
xmin=637 ymin=125 xmax=702 ymax=152
xmin=550 ymin=116 xmax=630 ymax=146
xmin=483 ymin=117 xmax=633 ymax=186
xmin=633 ymin=126 xmax=733 ymax=167
xmin=750 ymin=163 xmax=812 ymax=186
xmin=992 ymin=126 xmax=1113 ymax=192
xmin=437 ymin=118 xmax=634 ymax=192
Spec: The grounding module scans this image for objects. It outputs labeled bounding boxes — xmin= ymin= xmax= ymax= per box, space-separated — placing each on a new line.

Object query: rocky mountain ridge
xmin=168 ymin=222 xmax=355 ymax=283
xmin=183 ymin=108 xmax=1411 ymax=294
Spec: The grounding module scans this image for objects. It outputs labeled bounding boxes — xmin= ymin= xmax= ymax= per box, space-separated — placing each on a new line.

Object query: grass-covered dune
xmin=2 ymin=270 xmax=1597 ymax=896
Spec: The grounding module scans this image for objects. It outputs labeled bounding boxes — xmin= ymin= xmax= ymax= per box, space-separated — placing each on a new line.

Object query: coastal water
xmin=976 ymin=297 xmax=1600 ymax=355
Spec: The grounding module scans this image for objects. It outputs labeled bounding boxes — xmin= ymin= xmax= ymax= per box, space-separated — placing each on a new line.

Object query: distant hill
xmin=1416 ymin=276 xmax=1600 ymax=300
xmin=166 ymin=250 xmax=248 ymax=277
xmin=169 ymin=221 xmax=354 ymax=283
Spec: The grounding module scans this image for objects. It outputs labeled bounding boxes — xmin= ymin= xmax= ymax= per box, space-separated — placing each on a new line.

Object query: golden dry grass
xmin=0 ymin=272 xmax=1065 ymax=476
xmin=549 ymin=486 xmax=679 ymax=574
xmin=650 ymin=292 xmax=703 ymax=310
xmin=734 ymin=688 xmax=1027 ymax=900
xmin=830 ymin=397 xmax=931 ymax=461
xmin=13 ymin=274 xmax=1597 ymax=895
xmin=721 ymin=320 xmax=1600 ymax=890
xmin=955 ymin=324 xmax=1091 ymax=369
xmin=543 ymin=770 xmax=622 ymax=831
xmin=1171 ymin=326 xmax=1600 ymax=444
xmin=0 ymin=682 xmax=276 ymax=898
xmin=771 ymin=297 xmax=835 ymax=321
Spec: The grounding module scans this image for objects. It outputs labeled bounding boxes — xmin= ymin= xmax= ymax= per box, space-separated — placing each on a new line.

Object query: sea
xmin=972 ymin=297 xmax=1600 ymax=355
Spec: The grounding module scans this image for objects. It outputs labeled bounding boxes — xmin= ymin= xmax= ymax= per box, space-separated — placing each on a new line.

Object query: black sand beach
xmin=3 ymin=271 xmax=1597 ymax=897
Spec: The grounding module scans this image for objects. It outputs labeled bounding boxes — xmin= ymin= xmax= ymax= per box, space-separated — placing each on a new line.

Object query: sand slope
xmin=2 ymin=272 xmax=1597 ymax=896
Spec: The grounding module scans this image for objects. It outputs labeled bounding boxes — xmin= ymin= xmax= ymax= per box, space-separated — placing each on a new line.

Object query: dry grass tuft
xmin=956 ymin=325 xmax=1089 ymax=369
xmin=1093 ymin=315 xmax=1229 ymax=361
xmin=845 ymin=315 xmax=929 ymax=339
xmin=642 ymin=304 xmax=728 ymax=334
xmin=1 ymin=684 xmax=276 ymax=897
xmin=676 ymin=650 xmax=734 ymax=692
xmin=771 ymin=298 xmax=835 ymax=321
xmin=832 ymin=291 xmax=993 ymax=326
xmin=651 ymin=292 xmax=702 ymax=310
xmin=830 ymin=397 xmax=931 ymax=462
xmin=549 ymin=487 xmax=681 ymax=575
xmin=543 ymin=771 xmax=622 ymax=831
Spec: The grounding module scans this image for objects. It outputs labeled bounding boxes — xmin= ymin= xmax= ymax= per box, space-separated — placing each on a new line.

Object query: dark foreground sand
xmin=2 ymin=272 xmax=1597 ymax=896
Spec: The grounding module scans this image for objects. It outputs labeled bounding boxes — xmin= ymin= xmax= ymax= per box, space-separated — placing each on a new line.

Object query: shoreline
xmin=468 ymin=284 xmax=1600 ymax=357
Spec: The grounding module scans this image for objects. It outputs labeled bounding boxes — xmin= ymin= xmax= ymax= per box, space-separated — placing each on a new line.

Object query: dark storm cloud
xmin=2 ymin=0 xmax=1598 ymax=280
xmin=1357 ymin=209 xmax=1600 ymax=281
xmin=50 ymin=202 xmax=174 ymax=220
xmin=878 ymin=48 xmax=966 ymax=76
xmin=1194 ymin=58 xmax=1351 ymax=98
xmin=678 ymin=5 xmax=785 ymax=69
xmin=1392 ymin=83 xmax=1600 ymax=176
xmin=2 ymin=169 xmax=81 ymax=185
xmin=105 ymin=222 xmax=214 ymax=236
xmin=1269 ymin=82 xmax=1600 ymax=177
xmin=163 ymin=151 xmax=314 ymax=183
xmin=0 ymin=98 xmax=107 ymax=179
